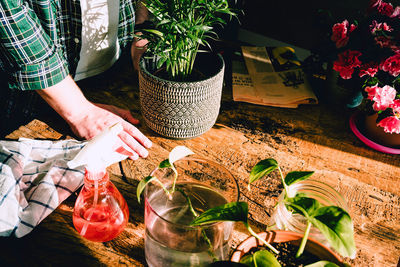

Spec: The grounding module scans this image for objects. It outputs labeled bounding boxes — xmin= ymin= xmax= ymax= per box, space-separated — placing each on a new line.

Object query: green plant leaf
xmin=248 ymin=159 xmax=278 ymax=186
xmin=310 ymin=206 xmax=357 ymax=258
xmin=240 ymin=250 xmax=281 ymax=267
xmin=284 ymin=171 xmax=314 ymax=186
xmin=285 ymin=194 xmax=321 ymax=216
xmin=305 ymin=261 xmax=340 ymax=267
xmin=158 ymin=159 xmax=171 ymax=169
xmin=190 ymin=201 xmax=248 ymax=226
xmin=142 ymin=29 xmax=164 ymax=37
xmin=141 ymin=0 xmax=237 ymax=80
xmin=136 ymin=176 xmax=157 ymax=203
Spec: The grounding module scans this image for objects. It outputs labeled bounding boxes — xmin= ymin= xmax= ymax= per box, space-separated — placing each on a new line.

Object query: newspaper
xmin=232 ymin=46 xmax=318 ymax=108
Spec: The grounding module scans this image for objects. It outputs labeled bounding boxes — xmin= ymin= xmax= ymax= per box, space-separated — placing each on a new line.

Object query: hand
xmin=68 ymin=102 xmax=152 ymax=160
xmin=36 ymin=75 xmax=152 ymax=160
xmin=131 ymin=37 xmax=148 ymax=72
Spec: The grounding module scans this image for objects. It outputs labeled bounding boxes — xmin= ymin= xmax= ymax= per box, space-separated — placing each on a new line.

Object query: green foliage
xmin=305 ymin=261 xmax=340 ymax=267
xmin=248 ymin=159 xmax=356 ymax=259
xmin=136 ymin=176 xmax=157 ymax=203
xmin=310 ymin=207 xmax=356 ymax=258
xmin=136 ymin=146 xmax=194 ymax=202
xmin=158 ymin=159 xmax=172 ymax=169
xmin=138 ymin=151 xmax=356 ymax=265
xmin=285 ymin=193 xmax=321 ymax=216
xmin=240 ymin=250 xmax=281 ymax=267
xmin=138 ymin=0 xmax=236 ymax=81
xmin=285 ymin=195 xmax=356 ymax=258
xmin=190 ymin=201 xmax=249 ymax=226
xmin=248 ymin=159 xmax=278 ymax=186
xmin=284 ymin=171 xmax=314 ymax=186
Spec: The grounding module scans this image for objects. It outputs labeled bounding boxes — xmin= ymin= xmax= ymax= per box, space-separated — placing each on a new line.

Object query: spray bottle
xmin=68 ymin=123 xmax=130 ymax=242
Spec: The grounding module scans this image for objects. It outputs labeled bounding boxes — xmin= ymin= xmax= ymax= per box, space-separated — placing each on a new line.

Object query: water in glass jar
xmin=145 ymin=183 xmax=233 ymax=267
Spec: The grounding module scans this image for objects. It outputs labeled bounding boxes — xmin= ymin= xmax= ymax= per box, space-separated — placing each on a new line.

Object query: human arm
xmin=0 ymin=0 xmax=69 ymax=90
xmin=36 ymin=75 xmax=152 ymax=159
xmin=130 ymin=0 xmax=149 ymax=71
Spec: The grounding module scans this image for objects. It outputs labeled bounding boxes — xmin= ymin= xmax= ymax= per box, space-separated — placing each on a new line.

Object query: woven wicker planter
xmin=139 ymin=53 xmax=225 ymax=139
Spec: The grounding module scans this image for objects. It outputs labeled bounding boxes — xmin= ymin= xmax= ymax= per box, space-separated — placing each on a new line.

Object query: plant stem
xmin=278 ymin=166 xmax=289 ymax=196
xmin=176 ymin=188 xmax=198 ymax=217
xmin=171 ymin=166 xmax=179 ymax=193
xmin=245 ymin=222 xmax=280 ymax=255
xmin=177 ymin=188 xmax=217 ymax=261
xmin=296 ymin=221 xmax=312 ymax=258
xmin=154 ymin=177 xmax=172 ymax=198
xmin=284 ymin=201 xmax=314 ymax=256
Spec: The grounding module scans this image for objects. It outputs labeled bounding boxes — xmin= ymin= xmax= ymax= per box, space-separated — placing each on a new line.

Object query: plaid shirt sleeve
xmin=118 ymin=0 xmax=136 ymax=48
xmin=0 ymin=0 xmax=69 ymax=90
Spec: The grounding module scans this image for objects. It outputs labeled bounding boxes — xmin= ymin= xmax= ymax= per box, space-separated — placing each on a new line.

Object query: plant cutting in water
xmin=137 ymin=146 xmax=237 ymax=263
xmin=137 ymin=146 xmax=196 ymax=202
xmin=191 ymin=159 xmax=356 ymax=266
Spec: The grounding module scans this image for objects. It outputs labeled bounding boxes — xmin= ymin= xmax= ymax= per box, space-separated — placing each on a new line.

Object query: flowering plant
xmin=331 ymin=0 xmax=400 ymax=134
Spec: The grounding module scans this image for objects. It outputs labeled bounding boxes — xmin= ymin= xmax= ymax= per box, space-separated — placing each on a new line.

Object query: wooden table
xmin=0 ymin=57 xmax=399 ymax=267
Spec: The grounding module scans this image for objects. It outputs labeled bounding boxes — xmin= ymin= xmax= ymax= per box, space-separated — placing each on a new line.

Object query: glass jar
xmin=144 ymin=156 xmax=239 ymax=267
xmin=269 ymin=179 xmax=349 ymax=246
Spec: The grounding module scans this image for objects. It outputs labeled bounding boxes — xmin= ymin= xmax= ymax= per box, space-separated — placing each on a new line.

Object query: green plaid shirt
xmin=0 ymin=0 xmax=136 ymax=90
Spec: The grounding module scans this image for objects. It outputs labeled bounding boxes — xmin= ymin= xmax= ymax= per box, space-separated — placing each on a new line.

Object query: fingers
xmin=131 ymin=38 xmax=148 ymax=72
xmin=118 ymin=130 xmax=149 ymax=158
xmin=115 ymin=145 xmax=139 ymax=160
xmin=135 ymin=38 xmax=148 ymax=48
xmin=90 ymin=102 xmax=152 ymax=159
xmin=121 ymin=120 xmax=152 ymax=148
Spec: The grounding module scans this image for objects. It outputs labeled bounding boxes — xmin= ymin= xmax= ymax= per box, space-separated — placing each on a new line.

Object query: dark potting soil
xmin=247 ymin=242 xmax=321 ymax=267
xmin=153 ymin=68 xmax=206 ymax=82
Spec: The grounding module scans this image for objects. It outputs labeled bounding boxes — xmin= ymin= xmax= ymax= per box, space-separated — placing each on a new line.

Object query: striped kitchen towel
xmin=0 ymin=138 xmax=86 ymax=237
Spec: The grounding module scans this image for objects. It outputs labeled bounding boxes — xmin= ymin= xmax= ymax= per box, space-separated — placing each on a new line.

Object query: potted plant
xmin=136 ymin=0 xmax=237 ymax=139
xmin=190 ymin=158 xmax=356 ymax=266
xmin=136 ymin=146 xmax=240 ymax=266
xmin=324 ymin=0 xmax=400 ymax=150
xmin=230 ymin=230 xmax=343 ymax=267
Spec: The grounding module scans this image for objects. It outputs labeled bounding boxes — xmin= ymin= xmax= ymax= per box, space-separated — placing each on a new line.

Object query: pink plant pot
xmin=349 ymin=112 xmax=400 ymax=154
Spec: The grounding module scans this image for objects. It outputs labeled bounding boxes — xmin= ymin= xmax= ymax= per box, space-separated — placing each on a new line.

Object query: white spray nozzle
xmin=68 ymin=123 xmax=124 ymax=171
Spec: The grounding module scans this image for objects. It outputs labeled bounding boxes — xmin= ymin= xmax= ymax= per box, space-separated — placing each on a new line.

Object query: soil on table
xmin=246 ymin=242 xmax=321 ymax=267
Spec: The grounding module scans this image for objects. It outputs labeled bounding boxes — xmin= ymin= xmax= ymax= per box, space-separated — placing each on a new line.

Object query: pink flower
xmin=391 ymin=6 xmax=400 ymax=18
xmin=377 ymin=116 xmax=400 ymax=133
xmin=333 ymin=50 xmax=362 ymax=79
xmin=390 ymin=99 xmax=400 ymax=113
xmin=381 ymin=53 xmax=400 ymax=76
xmin=369 ymin=0 xmax=383 ymax=12
xmin=370 ymin=20 xmax=393 ymax=34
xmin=365 ymin=85 xmax=396 ymax=111
xmin=359 ymin=62 xmax=379 ymax=77
xmin=378 ymin=2 xmax=394 ymax=16
xmin=331 ymin=20 xmax=356 ymax=48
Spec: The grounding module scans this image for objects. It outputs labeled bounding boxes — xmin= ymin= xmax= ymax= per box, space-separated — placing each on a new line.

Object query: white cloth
xmin=0 ymin=138 xmax=127 ymax=238
xmin=74 ymin=0 xmax=121 ymax=81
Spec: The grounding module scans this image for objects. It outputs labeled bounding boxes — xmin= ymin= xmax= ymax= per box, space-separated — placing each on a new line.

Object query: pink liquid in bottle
xmin=73 ymin=169 xmax=129 ymax=242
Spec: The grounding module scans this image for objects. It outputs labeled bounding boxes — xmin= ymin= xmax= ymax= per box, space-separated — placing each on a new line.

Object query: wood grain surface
xmin=1 ymin=58 xmax=399 ymax=267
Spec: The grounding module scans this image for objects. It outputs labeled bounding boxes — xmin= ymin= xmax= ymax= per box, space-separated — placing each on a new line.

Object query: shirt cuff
xmin=8 ymin=49 xmax=70 ymax=91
